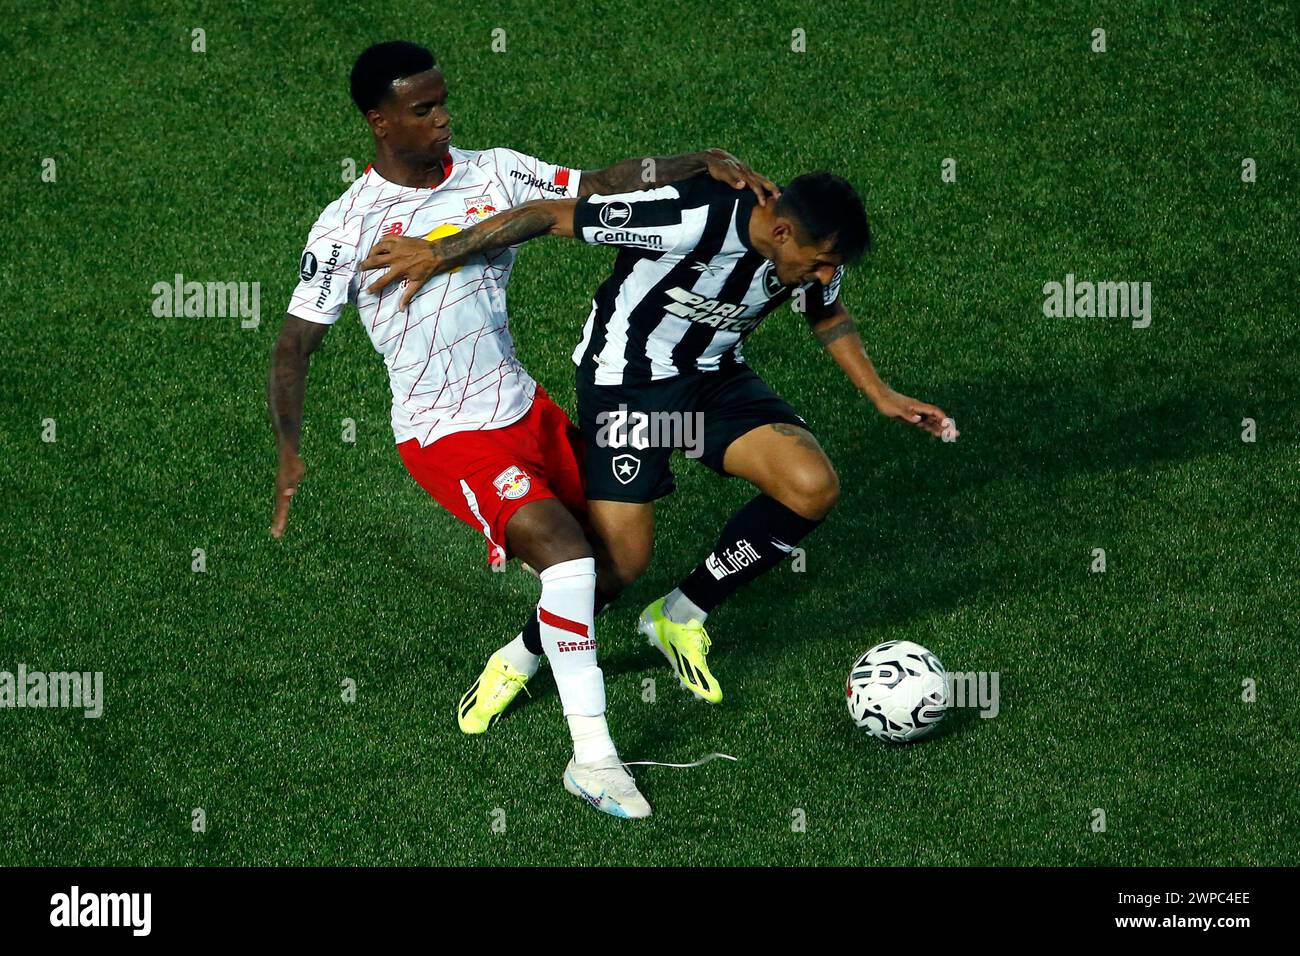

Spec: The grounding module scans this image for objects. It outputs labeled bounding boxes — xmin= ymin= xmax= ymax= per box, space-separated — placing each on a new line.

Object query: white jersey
xmin=288 ymin=146 xmax=582 ymax=446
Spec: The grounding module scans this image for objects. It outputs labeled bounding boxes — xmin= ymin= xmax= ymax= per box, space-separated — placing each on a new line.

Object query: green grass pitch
xmin=1 ymin=0 xmax=1296 ymax=866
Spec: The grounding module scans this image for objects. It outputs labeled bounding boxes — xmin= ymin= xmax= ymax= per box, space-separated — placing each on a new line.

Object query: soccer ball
xmin=846 ymin=640 xmax=949 ymax=742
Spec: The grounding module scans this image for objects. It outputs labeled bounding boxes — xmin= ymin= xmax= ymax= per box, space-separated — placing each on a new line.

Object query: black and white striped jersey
xmin=570 ymin=175 xmax=844 ymax=385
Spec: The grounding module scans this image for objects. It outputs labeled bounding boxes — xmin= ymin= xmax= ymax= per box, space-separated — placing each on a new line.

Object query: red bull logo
xmin=464 ymin=195 xmax=499 ymax=223
xmin=492 ymin=465 xmax=531 ymax=501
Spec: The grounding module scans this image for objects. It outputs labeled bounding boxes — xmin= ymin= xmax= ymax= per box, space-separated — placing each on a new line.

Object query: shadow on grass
xmin=370 ymin=364 xmax=1284 ymax=757
xmin=587 ymin=366 xmax=1278 ymax=682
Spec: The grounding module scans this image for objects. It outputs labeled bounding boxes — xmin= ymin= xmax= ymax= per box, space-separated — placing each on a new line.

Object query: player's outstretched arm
xmin=268 ymin=313 xmax=330 ymax=538
xmin=808 ymin=304 xmax=958 ymax=441
xmin=580 ymin=148 xmax=779 ymax=206
xmin=359 ymin=199 xmax=579 ymax=310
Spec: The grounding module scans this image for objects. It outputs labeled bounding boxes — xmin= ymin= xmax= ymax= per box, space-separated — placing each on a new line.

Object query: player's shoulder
xmin=450 ymin=143 xmax=488 ymax=165
xmin=304 ymin=175 xmax=371 ymax=235
xmin=453 ymin=145 xmax=526 ymax=190
xmin=455 ymin=144 xmax=523 ymax=171
xmin=459 ymin=144 xmax=576 ymax=180
xmin=668 ymin=172 xmax=747 ymax=208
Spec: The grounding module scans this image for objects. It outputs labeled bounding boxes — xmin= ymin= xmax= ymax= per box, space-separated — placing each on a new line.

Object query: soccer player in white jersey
xmin=360 ymin=172 xmax=957 ymax=714
xmin=266 ymin=40 xmax=777 ymax=819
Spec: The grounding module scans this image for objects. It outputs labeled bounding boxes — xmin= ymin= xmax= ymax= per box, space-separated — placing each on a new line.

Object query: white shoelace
xmin=622 ymin=752 xmax=738 ymax=769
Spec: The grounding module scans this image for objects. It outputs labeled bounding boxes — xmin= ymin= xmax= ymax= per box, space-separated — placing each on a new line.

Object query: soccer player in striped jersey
xmin=267 ymin=41 xmax=777 ymax=818
xmin=360 ymin=170 xmax=956 ymax=712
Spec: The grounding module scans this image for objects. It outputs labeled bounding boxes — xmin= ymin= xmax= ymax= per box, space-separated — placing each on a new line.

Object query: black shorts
xmin=575 ymin=363 xmax=810 ymax=503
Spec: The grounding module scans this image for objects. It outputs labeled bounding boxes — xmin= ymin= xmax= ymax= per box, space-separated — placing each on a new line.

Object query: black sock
xmin=522 ymin=614 xmax=543 ymax=655
xmin=521 ymin=588 xmax=615 ymax=655
xmin=678 ymin=495 xmax=824 ymax=614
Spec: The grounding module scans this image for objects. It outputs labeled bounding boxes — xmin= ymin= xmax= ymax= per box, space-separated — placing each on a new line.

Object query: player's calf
xmin=492 ymin=504 xmax=650 ymax=816
xmin=637 ymin=489 xmax=829 ymax=703
xmin=684 ymin=493 xmax=826 ymax=611
xmin=585 ymin=499 xmax=655 ymax=602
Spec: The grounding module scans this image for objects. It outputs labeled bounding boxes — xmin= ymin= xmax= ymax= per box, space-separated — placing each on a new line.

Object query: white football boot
xmin=563 ymin=757 xmax=652 ymax=819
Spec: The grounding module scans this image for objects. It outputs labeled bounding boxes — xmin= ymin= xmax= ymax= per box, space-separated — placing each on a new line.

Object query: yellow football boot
xmin=457 ymin=653 xmax=531 ymax=733
xmin=638 ymin=598 xmax=722 ymax=704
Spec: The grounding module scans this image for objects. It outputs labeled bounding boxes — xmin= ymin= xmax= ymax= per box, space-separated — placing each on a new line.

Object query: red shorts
xmin=397 ymin=386 xmax=587 ymax=566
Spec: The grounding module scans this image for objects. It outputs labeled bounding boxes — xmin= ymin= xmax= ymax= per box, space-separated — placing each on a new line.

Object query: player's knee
xmin=507 ymin=504 xmax=593 ymax=571
xmin=778 ymin=462 xmax=840 ymax=520
xmin=531 ymin=530 xmax=593 ymax=570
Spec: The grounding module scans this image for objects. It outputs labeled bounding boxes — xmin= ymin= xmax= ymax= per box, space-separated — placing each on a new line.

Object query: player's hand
xmin=873 ymin=388 xmax=958 ymax=441
xmin=270 ymin=449 xmax=305 ymax=539
xmin=359 ymin=236 xmax=456 ymax=311
xmin=701 ymin=149 xmax=780 ymax=206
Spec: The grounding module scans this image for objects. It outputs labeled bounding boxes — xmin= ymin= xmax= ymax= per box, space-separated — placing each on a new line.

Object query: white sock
xmin=664 ymin=587 xmax=708 ymax=625
xmin=496 ymin=633 xmax=540 ymax=678
xmin=536 ymin=558 xmax=615 ymax=762
xmin=568 ymin=713 xmax=618 ymax=765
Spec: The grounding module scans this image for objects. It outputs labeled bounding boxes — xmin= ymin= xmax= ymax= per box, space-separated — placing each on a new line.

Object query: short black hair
xmin=774 ymin=172 xmax=872 ymax=264
xmin=350 ymin=41 xmax=437 ymax=114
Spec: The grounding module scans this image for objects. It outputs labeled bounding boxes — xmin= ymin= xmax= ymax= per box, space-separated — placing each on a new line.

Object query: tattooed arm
xmin=358 ymin=199 xmax=579 ymax=310
xmin=267 ymin=314 xmax=330 ymax=537
xmin=357 ymin=149 xmax=777 ymax=309
xmin=579 ymin=148 xmax=778 ymax=204
xmin=808 ymin=303 xmax=957 ymax=439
